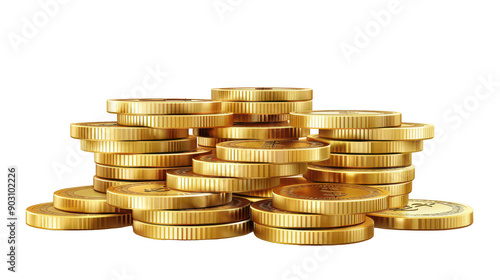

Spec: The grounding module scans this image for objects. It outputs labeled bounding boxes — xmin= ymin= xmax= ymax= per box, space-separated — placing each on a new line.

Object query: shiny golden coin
xmin=53 ymin=186 xmax=127 ymax=213
xmin=93 ymin=176 xmax=160 ymax=193
xmin=221 ymin=100 xmax=312 ymax=114
xmin=368 ymin=199 xmax=473 ymax=230
xmin=133 ymin=219 xmax=252 ymax=240
xmin=233 ymin=194 xmax=268 ymax=202
xmin=290 ymin=110 xmax=402 ymax=128
xmin=254 ymin=218 xmax=374 ymax=245
xmin=107 ymin=98 xmax=221 ymax=114
xmin=193 ymin=122 xmax=309 ymax=139
xmin=305 ymin=165 xmax=415 ymax=184
xmin=96 ymin=164 xmax=183 ymax=181
xmin=211 ymin=87 xmax=313 ymax=101
xmin=251 ymin=199 xmax=366 ymax=229
xmin=233 ymin=114 xmax=290 ymax=123
xmin=80 ymin=137 xmax=197 ymax=153
xmin=192 ymin=154 xmax=307 ymax=179
xmin=318 ymin=123 xmax=435 ymax=140
xmin=132 ymin=197 xmax=250 ymax=225
xmin=316 ymin=153 xmax=412 ymax=168
xmin=371 ymin=181 xmax=412 ymax=196
xmin=307 ymin=135 xmax=423 ymax=154
xmin=117 ymin=113 xmax=233 ymax=128
xmin=166 ymin=168 xmax=279 ymax=193
xmin=70 ymin=122 xmax=188 ymax=140
xmin=25 ymin=202 xmax=131 ymax=230
xmin=240 ymin=176 xmax=310 ymax=197
xmin=272 ymin=183 xmax=389 ymax=215
xmin=198 ymin=145 xmax=216 ymax=154
xmin=388 ymin=194 xmax=410 ymax=208
xmin=106 ymin=181 xmax=231 ymax=210
xmin=197 ymin=137 xmax=236 ymax=147
xmin=94 ymin=149 xmax=210 ymax=167
xmin=216 ymin=140 xmax=330 ymax=163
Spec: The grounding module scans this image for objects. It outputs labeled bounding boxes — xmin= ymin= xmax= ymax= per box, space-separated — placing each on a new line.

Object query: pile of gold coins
xmin=26 ymin=88 xmax=473 ymax=245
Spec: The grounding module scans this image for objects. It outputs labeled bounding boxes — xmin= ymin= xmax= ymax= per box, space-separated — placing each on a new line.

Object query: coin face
xmin=218 ymin=140 xmax=326 ymax=150
xmin=212 ymin=87 xmax=313 ymax=101
xmin=372 ymin=199 xmax=472 ymax=218
xmin=54 ymin=186 xmax=105 ymax=199
xmin=109 ymin=182 xmax=209 ymax=197
xmin=273 ymin=183 xmax=387 ymax=201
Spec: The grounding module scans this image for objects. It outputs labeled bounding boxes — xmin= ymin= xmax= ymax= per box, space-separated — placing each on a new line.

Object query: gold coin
xmin=133 ymin=219 xmax=252 ymax=240
xmin=368 ymin=199 xmax=473 ymax=230
xmin=106 ymin=181 xmax=231 ymax=210
xmin=211 ymin=87 xmax=313 ymax=101
xmin=318 ymin=123 xmax=435 ymax=140
xmin=221 ymin=100 xmax=312 ymax=114
xmin=315 ymin=153 xmax=412 ymax=168
xmin=254 ymin=218 xmax=374 ymax=245
xmin=93 ymin=176 xmax=161 ymax=193
xmin=70 ymin=122 xmax=188 ymax=140
xmin=239 ymin=176 xmax=310 ymax=197
xmin=216 ymin=140 xmax=330 ymax=163
xmin=80 ymin=136 xmax=197 ymax=153
xmin=166 ymin=168 xmax=279 ymax=193
xmin=290 ymin=110 xmax=402 ymax=128
xmin=307 ymin=135 xmax=423 ymax=154
xmin=197 ymin=137 xmax=237 ymax=147
xmin=305 ymin=165 xmax=415 ymax=184
xmin=193 ymin=122 xmax=309 ymax=139
xmin=96 ymin=164 xmax=183 ymax=181
xmin=53 ymin=186 xmax=127 ymax=213
xmin=251 ymin=199 xmax=366 ymax=229
xmin=233 ymin=114 xmax=290 ymax=123
xmin=198 ymin=145 xmax=216 ymax=154
xmin=132 ymin=197 xmax=250 ymax=225
xmin=192 ymin=154 xmax=307 ymax=178
xmin=371 ymin=181 xmax=412 ymax=196
xmin=272 ymin=183 xmax=389 ymax=215
xmin=26 ymin=202 xmax=131 ymax=230
xmin=233 ymin=194 xmax=268 ymax=202
xmin=388 ymin=194 xmax=410 ymax=208
xmin=94 ymin=149 xmax=210 ymax=167
xmin=117 ymin=113 xmax=233 ymax=128
xmin=107 ymin=98 xmax=221 ymax=114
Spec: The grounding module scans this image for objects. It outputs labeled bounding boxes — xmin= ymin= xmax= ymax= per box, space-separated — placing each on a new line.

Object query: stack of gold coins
xmin=196 ymin=88 xmax=313 ymax=151
xmin=252 ymin=183 xmax=389 ymax=245
xmin=291 ymin=111 xmax=434 ymax=208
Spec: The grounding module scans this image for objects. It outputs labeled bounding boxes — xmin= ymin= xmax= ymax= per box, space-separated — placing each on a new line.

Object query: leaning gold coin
xmin=107 ymin=98 xmax=222 ymax=114
xmin=53 ymin=186 xmax=127 ymax=213
xmin=70 ymin=122 xmax=188 ymax=140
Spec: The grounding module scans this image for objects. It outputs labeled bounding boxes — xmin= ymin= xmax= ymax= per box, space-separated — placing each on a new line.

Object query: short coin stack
xmin=291 ymin=110 xmax=434 ymax=208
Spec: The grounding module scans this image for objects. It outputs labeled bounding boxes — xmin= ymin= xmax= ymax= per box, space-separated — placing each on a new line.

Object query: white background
xmin=1 ymin=1 xmax=499 ymax=280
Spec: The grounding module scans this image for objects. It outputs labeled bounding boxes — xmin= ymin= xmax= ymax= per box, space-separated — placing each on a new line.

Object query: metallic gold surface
xmin=388 ymin=194 xmax=410 ymax=208
xmin=240 ymin=176 xmax=309 ymax=197
xmin=117 ymin=113 xmax=233 ymax=128
xmin=96 ymin=164 xmax=184 ymax=181
xmin=290 ymin=110 xmax=402 ymax=128
xmin=368 ymin=199 xmax=473 ymax=230
xmin=221 ymin=100 xmax=312 ymax=115
xmin=272 ymin=183 xmax=389 ymax=215
xmin=192 ymin=154 xmax=307 ymax=178
xmin=251 ymin=200 xmax=366 ymax=229
xmin=106 ymin=181 xmax=231 ymax=210
xmin=132 ymin=197 xmax=250 ymax=225
xmin=107 ymin=99 xmax=222 ymax=114
xmin=133 ymin=219 xmax=253 ymax=240
xmin=70 ymin=122 xmax=188 ymax=140
xmin=211 ymin=87 xmax=313 ymax=101
xmin=233 ymin=194 xmax=268 ymax=202
xmin=318 ymin=123 xmax=435 ymax=140
xmin=94 ymin=149 xmax=210 ymax=167
xmin=305 ymin=165 xmax=415 ymax=184
xmin=193 ymin=122 xmax=309 ymax=139
xmin=53 ymin=186 xmax=127 ymax=213
xmin=166 ymin=168 xmax=280 ymax=193
xmin=371 ymin=181 xmax=412 ymax=196
xmin=197 ymin=137 xmax=239 ymax=147
xmin=26 ymin=202 xmax=131 ymax=230
xmin=233 ymin=114 xmax=290 ymax=123
xmin=307 ymin=135 xmax=423 ymax=154
xmin=93 ymin=176 xmax=160 ymax=193
xmin=216 ymin=140 xmax=330 ymax=163
xmin=315 ymin=153 xmax=412 ymax=168
xmin=254 ymin=218 xmax=374 ymax=245
xmin=80 ymin=137 xmax=197 ymax=153
xmin=198 ymin=145 xmax=216 ymax=154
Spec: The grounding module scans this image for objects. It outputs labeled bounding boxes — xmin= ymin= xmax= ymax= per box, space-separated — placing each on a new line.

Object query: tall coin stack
xmin=290 ymin=110 xmax=434 ymax=208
